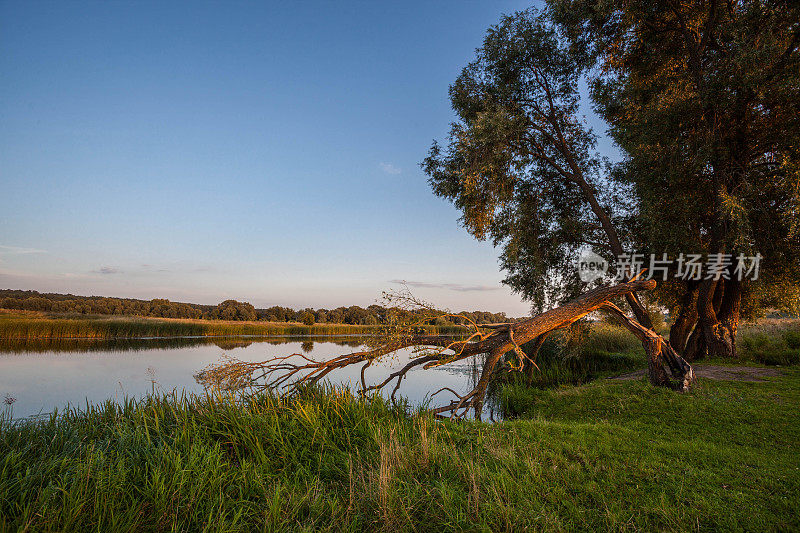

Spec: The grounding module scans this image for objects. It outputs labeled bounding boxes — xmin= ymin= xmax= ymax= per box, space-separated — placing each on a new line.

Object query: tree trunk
xmin=600 ymin=302 xmax=693 ymax=391
xmin=567 ymin=171 xmax=655 ymax=330
xmin=683 ymin=322 xmax=707 ymax=362
xmin=669 ymin=281 xmax=699 ymax=353
xmin=472 ymin=347 xmax=505 ymax=420
xmin=231 ymin=279 xmax=694 ymax=418
xmin=696 ymin=276 xmax=735 ymax=359
xmin=717 ymin=277 xmax=742 ymax=359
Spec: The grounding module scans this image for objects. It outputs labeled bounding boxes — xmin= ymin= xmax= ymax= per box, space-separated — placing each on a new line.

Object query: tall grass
xmin=0 ymin=312 xmax=464 ymax=340
xmin=737 ymin=320 xmax=800 ymax=365
xmin=2 ymin=374 xmax=799 ymax=531
xmin=515 ymin=321 xmax=646 ymax=390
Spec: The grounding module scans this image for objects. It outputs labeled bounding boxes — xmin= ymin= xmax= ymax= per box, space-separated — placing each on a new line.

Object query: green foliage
xmin=2 ymin=373 xmax=799 ymax=531
xmin=739 ymin=334 xmax=800 ymax=366
xmin=0 ymin=290 xmax=206 ymax=319
xmin=517 ymin=322 xmax=645 ymax=389
xmin=1 ymin=290 xmax=512 ymax=327
xmin=549 ymin=0 xmax=800 ymax=316
xmin=785 ymin=330 xmax=800 ymax=350
xmin=210 ymin=299 xmax=258 ymax=321
xmin=299 ymin=311 xmax=315 ymax=326
xmin=422 ymin=8 xmax=623 ymax=311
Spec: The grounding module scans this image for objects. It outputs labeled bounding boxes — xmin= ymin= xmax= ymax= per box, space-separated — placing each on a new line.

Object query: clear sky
xmin=0 ymin=0 xmax=609 ymax=316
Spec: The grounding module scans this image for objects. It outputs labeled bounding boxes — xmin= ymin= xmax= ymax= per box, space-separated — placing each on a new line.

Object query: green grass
xmin=518 ymin=322 xmax=646 ymax=389
xmin=0 ymin=312 xmax=465 ymax=340
xmin=737 ymin=320 xmax=800 ymax=366
xmin=2 ymin=370 xmax=799 ymax=532
xmin=515 ymin=319 xmax=800 ymax=389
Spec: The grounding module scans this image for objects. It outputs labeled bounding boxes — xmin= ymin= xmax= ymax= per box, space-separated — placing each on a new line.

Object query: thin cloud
xmin=379 ymin=162 xmax=401 ymax=175
xmin=141 ymin=264 xmax=171 ymax=273
xmin=0 ymin=245 xmax=46 ymax=255
xmin=390 ymin=279 xmax=500 ymax=292
xmin=140 ymin=263 xmax=214 ymax=274
xmin=93 ymin=266 xmax=122 ymax=275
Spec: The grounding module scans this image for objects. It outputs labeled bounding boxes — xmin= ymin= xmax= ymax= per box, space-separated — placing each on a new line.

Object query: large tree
xmin=424 ymin=4 xmax=799 ymax=361
xmin=549 ymin=0 xmax=800 ymax=359
xmin=422 ymin=8 xmax=654 ymax=327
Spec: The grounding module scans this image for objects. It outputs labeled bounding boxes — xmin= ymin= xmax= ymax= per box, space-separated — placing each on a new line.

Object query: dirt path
xmin=612 ymin=365 xmax=782 ymax=382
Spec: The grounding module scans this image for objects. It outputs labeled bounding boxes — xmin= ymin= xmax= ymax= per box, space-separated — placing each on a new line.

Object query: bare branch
xmin=195 ymin=280 xmax=694 ymax=419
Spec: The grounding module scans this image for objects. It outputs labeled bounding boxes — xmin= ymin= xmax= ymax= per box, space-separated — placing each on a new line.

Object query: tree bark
xmin=717 ymin=277 xmax=742 ymax=359
xmin=669 ymin=281 xmax=699 ymax=353
xmin=683 ymin=322 xmax=707 ymax=362
xmin=566 ymin=170 xmax=655 ymax=330
xmin=523 ymin=332 xmax=551 ymax=385
xmin=696 ymin=276 xmax=735 ymax=359
xmin=471 ymin=346 xmax=506 ymax=419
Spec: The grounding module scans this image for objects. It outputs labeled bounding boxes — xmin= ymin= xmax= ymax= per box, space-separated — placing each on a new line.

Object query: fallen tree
xmin=197 ymin=279 xmax=693 ymax=419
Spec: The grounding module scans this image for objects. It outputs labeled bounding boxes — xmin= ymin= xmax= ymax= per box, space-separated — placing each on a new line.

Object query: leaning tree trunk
xmin=599 ymin=302 xmax=693 ymax=391
xmin=522 ymin=332 xmax=555 ymax=385
xmin=198 ymin=280 xmax=694 ymax=419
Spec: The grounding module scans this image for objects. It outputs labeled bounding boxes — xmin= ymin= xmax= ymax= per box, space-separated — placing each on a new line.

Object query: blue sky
xmin=1 ymin=0 xmax=612 ymax=315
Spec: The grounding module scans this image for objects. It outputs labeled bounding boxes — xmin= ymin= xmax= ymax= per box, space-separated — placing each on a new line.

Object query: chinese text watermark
xmin=577 ymin=252 xmax=762 ymax=282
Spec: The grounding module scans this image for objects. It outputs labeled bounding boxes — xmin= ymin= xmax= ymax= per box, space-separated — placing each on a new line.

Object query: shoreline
xmin=0 ymin=311 xmax=466 ymax=340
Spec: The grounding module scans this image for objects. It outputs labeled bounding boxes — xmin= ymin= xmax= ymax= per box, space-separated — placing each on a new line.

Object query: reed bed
xmin=0 ymin=313 xmax=464 ymax=340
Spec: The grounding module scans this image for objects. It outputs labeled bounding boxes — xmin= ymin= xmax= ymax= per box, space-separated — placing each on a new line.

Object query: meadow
xmin=1 ymin=370 xmax=798 ymax=532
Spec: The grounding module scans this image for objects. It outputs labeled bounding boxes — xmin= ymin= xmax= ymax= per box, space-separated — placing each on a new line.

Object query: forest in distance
xmin=0 ymin=288 xmax=512 ymax=326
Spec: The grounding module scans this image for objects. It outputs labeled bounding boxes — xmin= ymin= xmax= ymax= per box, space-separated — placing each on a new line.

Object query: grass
xmin=0 ymin=310 xmax=465 ymax=340
xmin=2 ymin=371 xmax=798 ymax=531
xmin=2 ymin=316 xmax=799 ymax=530
xmin=518 ymin=321 xmax=647 ymax=389
xmin=515 ymin=319 xmax=800 ymax=390
xmin=737 ymin=319 xmax=800 ymax=366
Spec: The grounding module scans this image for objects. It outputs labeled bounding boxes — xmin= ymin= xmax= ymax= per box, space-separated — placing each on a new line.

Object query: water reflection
xmin=0 ymin=336 xmax=366 ymax=354
xmin=0 ymin=336 xmax=501 ymax=421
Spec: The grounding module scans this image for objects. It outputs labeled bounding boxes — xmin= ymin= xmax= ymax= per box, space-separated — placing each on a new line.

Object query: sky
xmin=0 ymin=1 xmax=614 ymax=316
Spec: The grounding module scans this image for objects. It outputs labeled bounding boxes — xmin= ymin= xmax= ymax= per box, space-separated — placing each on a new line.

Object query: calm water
xmin=0 ymin=337 xmax=496 ymax=420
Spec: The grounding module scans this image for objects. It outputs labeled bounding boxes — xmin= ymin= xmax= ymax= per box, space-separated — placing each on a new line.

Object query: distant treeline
xmin=0 ymin=289 xmax=512 ymax=326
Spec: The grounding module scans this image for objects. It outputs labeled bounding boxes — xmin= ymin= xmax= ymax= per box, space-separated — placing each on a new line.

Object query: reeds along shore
xmin=2 ymin=376 xmax=799 ymax=531
xmin=0 ymin=312 xmax=466 ymax=340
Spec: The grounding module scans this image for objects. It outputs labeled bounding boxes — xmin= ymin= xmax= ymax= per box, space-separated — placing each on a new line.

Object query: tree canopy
xmin=0 ymin=289 xmax=511 ymax=326
xmin=423 ymin=2 xmax=799 ymax=360
xmin=549 ymin=0 xmax=800 ymax=357
xmin=422 ymin=7 xmax=650 ymax=326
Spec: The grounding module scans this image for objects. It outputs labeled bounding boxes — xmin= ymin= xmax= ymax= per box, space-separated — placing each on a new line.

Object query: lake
xmin=0 ymin=336 xmax=498 ymax=420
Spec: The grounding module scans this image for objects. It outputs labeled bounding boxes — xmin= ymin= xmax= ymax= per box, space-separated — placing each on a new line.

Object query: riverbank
xmin=2 ymin=369 xmax=798 ymax=531
xmin=0 ymin=310 xmax=464 ymax=339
